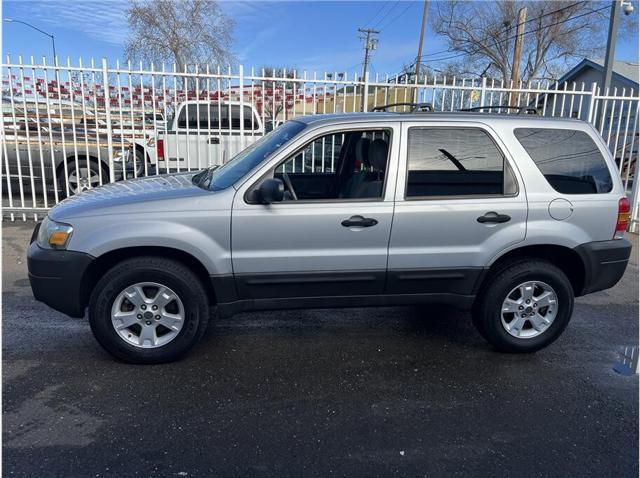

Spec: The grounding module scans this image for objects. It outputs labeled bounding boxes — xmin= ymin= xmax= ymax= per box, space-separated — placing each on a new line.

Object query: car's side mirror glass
xmin=258 ymin=178 xmax=284 ymax=204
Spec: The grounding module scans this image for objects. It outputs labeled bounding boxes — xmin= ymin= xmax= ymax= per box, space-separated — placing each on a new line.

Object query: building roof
xmin=557 ymin=58 xmax=639 ymax=89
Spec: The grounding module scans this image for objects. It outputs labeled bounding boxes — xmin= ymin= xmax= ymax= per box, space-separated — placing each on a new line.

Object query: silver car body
xmin=46 ymin=112 xmax=625 ymax=314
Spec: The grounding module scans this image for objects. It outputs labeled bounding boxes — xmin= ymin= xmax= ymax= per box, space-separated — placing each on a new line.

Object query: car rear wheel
xmin=88 ymin=257 xmax=210 ymax=363
xmin=472 ymin=260 xmax=574 ymax=353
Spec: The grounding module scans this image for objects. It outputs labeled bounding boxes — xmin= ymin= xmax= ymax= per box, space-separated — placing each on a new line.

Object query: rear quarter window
xmin=514 ymin=128 xmax=613 ymax=194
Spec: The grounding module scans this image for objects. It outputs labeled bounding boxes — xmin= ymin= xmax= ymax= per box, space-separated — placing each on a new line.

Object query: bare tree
xmin=431 ymin=1 xmax=635 ymax=82
xmin=124 ymin=0 xmax=235 ymax=73
xmin=259 ymin=66 xmax=298 ymax=120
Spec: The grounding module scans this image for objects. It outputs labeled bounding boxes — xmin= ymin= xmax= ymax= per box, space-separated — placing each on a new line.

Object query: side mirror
xmin=258 ymin=178 xmax=284 ymax=204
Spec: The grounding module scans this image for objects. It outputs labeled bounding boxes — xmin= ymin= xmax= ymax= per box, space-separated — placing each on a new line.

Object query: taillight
xmin=156 ymin=139 xmax=165 ymax=160
xmin=614 ymin=197 xmax=630 ymax=239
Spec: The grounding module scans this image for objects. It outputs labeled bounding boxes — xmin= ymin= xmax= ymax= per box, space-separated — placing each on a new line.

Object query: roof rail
xmin=372 ymin=102 xmax=433 ymax=112
xmin=459 ymin=105 xmax=538 ymax=115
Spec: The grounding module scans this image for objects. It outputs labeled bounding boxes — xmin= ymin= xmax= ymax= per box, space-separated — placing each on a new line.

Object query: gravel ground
xmin=3 ymin=222 xmax=638 ymax=477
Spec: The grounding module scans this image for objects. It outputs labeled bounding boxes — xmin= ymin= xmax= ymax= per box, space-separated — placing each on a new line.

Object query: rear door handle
xmin=341 ymin=215 xmax=378 ymax=228
xmin=207 ymin=137 xmax=220 ymax=144
xmin=477 ymin=212 xmax=511 ymax=224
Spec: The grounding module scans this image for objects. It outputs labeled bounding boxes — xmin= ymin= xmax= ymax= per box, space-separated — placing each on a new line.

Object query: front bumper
xmin=27 ymin=234 xmax=95 ymax=318
xmin=574 ymin=239 xmax=632 ymax=295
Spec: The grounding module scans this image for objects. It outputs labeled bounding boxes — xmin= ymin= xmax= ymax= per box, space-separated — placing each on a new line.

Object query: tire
xmin=88 ymin=256 xmax=210 ymax=364
xmin=472 ymin=260 xmax=574 ymax=353
xmin=133 ymin=148 xmax=149 ymax=178
xmin=58 ymin=158 xmax=107 ymax=196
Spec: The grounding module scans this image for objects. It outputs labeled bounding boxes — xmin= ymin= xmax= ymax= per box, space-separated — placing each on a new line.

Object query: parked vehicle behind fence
xmin=27 ymin=106 xmax=632 ymax=364
xmin=131 ymin=101 xmax=264 ymax=174
xmin=3 ymin=121 xmax=133 ymax=196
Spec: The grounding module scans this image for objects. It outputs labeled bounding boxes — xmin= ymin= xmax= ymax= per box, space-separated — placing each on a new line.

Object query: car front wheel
xmin=472 ymin=260 xmax=574 ymax=353
xmin=88 ymin=257 xmax=210 ymax=363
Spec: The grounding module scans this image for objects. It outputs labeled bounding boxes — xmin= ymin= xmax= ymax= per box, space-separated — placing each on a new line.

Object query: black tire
xmin=133 ymin=148 xmax=149 ymax=178
xmin=88 ymin=256 xmax=210 ymax=364
xmin=58 ymin=158 xmax=107 ymax=197
xmin=472 ymin=259 xmax=574 ymax=353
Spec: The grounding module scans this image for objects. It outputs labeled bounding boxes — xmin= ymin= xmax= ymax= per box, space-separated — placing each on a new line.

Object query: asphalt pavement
xmin=3 ymin=222 xmax=639 ymax=477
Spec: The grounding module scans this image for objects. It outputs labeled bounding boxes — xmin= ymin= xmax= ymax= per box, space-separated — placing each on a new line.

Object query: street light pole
xmin=603 ymin=0 xmax=636 ymax=94
xmin=602 ymin=0 xmax=621 ymax=95
xmin=4 ymin=18 xmax=56 ymax=60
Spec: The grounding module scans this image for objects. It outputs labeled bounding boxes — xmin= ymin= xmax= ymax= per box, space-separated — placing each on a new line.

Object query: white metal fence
xmin=2 ymin=56 xmax=639 ymax=230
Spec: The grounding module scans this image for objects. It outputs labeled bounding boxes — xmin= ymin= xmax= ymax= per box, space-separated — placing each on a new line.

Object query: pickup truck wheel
xmin=88 ymin=257 xmax=210 ymax=364
xmin=472 ymin=260 xmax=574 ymax=353
xmin=133 ymin=149 xmax=149 ymax=178
xmin=58 ymin=158 xmax=106 ymax=196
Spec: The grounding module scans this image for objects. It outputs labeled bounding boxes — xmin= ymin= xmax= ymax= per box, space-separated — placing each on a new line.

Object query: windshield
xmin=192 ymin=120 xmax=306 ymax=191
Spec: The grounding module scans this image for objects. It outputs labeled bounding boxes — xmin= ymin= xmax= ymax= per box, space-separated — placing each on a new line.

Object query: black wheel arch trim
xmin=573 ymin=239 xmax=631 ymax=295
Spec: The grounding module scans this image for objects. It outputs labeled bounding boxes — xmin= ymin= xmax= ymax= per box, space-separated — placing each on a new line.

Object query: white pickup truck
xmin=131 ymin=101 xmax=265 ymax=174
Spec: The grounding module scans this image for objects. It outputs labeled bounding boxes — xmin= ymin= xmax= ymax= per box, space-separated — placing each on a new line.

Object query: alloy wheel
xmin=111 ymin=282 xmax=185 ymax=348
xmin=68 ymin=167 xmax=101 ymax=193
xmin=500 ymin=280 xmax=558 ymax=339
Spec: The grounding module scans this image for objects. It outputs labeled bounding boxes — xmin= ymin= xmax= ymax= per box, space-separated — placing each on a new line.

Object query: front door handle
xmin=341 ymin=215 xmax=378 ymax=228
xmin=477 ymin=212 xmax=511 ymax=224
xmin=207 ymin=137 xmax=220 ymax=144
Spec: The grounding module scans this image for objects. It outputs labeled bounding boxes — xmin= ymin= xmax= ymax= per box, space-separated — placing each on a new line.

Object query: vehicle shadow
xmin=203 ymin=303 xmax=488 ymax=351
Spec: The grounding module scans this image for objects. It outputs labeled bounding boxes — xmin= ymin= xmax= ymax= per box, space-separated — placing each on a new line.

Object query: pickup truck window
xmin=177 ymin=104 xmax=259 ymax=131
xmin=193 ymin=120 xmax=306 ymax=191
xmin=514 ymin=128 xmax=613 ymax=194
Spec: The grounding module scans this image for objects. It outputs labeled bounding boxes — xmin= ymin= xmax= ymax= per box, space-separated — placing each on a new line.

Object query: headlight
xmin=37 ymin=216 xmax=74 ymax=250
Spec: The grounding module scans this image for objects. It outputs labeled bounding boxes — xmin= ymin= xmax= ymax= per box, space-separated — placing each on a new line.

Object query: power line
xmin=378 ymin=1 xmax=414 ymax=29
xmin=419 ymin=0 xmax=587 ymax=60
xmin=364 ymin=1 xmax=391 ymax=28
xmin=373 ymin=1 xmax=400 ymax=28
xmin=419 ymin=3 xmax=609 ymax=65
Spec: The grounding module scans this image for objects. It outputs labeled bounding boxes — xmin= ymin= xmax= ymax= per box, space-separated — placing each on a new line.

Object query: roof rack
xmin=372 ymin=102 xmax=433 ymax=112
xmin=459 ymin=106 xmax=538 ymax=115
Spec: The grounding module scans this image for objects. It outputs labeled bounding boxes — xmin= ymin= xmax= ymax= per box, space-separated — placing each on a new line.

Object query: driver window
xmin=274 ymin=129 xmax=391 ymax=201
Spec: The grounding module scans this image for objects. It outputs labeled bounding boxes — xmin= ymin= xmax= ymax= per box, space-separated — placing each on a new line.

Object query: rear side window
xmin=177 ymin=105 xmax=258 ymax=130
xmin=514 ymin=128 xmax=612 ymax=194
xmin=406 ymin=127 xmax=516 ymax=198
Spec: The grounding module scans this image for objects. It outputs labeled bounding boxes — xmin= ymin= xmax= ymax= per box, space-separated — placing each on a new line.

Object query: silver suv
xmin=28 ymin=109 xmax=632 ymax=363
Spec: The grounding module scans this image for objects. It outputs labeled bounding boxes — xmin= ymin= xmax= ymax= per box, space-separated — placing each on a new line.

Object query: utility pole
xmin=414 ymin=0 xmax=429 ymax=103
xmin=603 ymin=0 xmax=622 ymax=95
xmin=358 ymin=27 xmax=379 ymax=111
xmin=509 ymin=6 xmax=527 ymax=106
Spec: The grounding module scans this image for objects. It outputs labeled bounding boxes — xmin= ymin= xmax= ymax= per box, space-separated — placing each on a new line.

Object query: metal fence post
xmin=630 ymin=173 xmax=640 ymax=233
xmin=587 ymin=82 xmax=598 ymax=125
xmin=480 ymin=76 xmax=487 ymax=107
xmin=362 ymin=71 xmax=369 ymax=112
xmin=238 ymin=64 xmax=245 ymax=150
xmin=101 ymin=58 xmax=115 ymax=183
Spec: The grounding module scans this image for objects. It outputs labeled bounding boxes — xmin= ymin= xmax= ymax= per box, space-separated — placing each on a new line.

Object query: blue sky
xmin=2 ymin=0 xmax=639 ymax=78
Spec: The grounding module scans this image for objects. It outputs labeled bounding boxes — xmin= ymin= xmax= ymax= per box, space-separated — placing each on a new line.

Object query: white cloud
xmin=8 ymin=0 xmax=129 ymax=46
